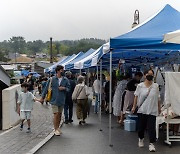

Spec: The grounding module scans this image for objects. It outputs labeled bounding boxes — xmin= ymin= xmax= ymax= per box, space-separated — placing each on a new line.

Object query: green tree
xmin=26 ymin=40 xmax=45 ymax=55
xmin=8 ymin=36 xmax=26 ymax=54
xmin=59 ymin=44 xmax=69 ymax=55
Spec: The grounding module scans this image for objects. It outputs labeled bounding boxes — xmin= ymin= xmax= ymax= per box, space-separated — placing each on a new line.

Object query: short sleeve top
xmin=134 ymin=82 xmax=160 ymax=116
xmin=18 ymin=92 xmax=35 ymax=111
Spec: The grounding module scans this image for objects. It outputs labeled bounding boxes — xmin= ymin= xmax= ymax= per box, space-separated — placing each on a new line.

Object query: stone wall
xmin=2 ymin=84 xmax=21 ymax=130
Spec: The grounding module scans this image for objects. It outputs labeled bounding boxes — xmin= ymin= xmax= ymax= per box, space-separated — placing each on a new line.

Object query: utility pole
xmin=50 ymin=37 xmax=53 ymax=63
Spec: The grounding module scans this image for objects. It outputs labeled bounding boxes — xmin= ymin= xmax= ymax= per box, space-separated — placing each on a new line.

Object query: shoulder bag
xmin=74 ymin=85 xmax=85 ymax=103
xmin=46 ymin=77 xmax=52 ymax=102
xmin=134 ymin=85 xmax=152 ymax=114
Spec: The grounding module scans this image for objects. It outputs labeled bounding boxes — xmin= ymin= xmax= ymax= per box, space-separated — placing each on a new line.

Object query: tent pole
xmin=99 ymin=59 xmax=102 ymax=131
xmin=171 ymin=64 xmax=175 ymax=72
xmin=158 ymin=67 xmax=165 ymax=85
xmin=87 ymin=68 xmax=89 ymax=87
xmin=97 ymin=64 xmax=100 ymax=119
xmin=109 ymin=50 xmax=113 ymax=147
xmin=154 ymin=67 xmax=159 ymax=83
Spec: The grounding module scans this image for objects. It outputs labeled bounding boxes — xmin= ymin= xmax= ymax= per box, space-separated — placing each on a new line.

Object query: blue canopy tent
xmin=62 ymin=52 xmax=84 ymax=66
xmin=101 ymin=4 xmax=180 ymax=146
xmin=44 ymin=56 xmax=69 ymax=73
xmin=65 ymin=48 xmax=95 ymax=70
xmin=21 ymin=70 xmax=29 ymax=76
xmin=73 ymin=47 xmax=102 ymax=70
xmin=28 ymin=72 xmax=41 ymax=78
xmin=102 ymin=4 xmax=180 ymax=66
xmin=44 ymin=55 xmax=74 ymax=73
xmin=83 ymin=43 xmax=112 ymax=69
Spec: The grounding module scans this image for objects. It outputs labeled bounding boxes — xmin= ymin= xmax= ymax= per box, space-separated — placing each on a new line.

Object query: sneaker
xmin=26 ymin=128 xmax=31 ymax=133
xmin=79 ymin=121 xmax=82 ymax=125
xmin=149 ymin=143 xmax=156 ymax=152
xmin=20 ymin=124 xmax=23 ymax=131
xmin=57 ymin=128 xmax=62 ymax=134
xmin=69 ymin=119 xmax=73 ymax=123
xmin=64 ymin=120 xmax=69 ymax=124
xmin=54 ymin=129 xmax=61 ymax=136
xmin=82 ymin=120 xmax=86 ymax=124
xmin=138 ymin=138 xmax=144 ymax=148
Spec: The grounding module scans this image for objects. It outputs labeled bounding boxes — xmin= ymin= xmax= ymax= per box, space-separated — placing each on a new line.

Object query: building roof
xmin=0 ymin=65 xmax=10 ymax=86
xmin=10 ymin=56 xmax=33 ymax=63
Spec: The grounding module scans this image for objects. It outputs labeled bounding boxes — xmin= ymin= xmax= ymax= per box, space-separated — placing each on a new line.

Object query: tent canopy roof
xmin=104 ymin=4 xmax=180 ymax=65
xmin=65 ymin=48 xmax=95 ymax=70
xmin=110 ymin=4 xmax=180 ymax=51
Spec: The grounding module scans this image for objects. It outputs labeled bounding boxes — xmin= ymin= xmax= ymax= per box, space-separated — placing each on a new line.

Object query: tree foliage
xmin=0 ymin=37 xmax=106 ymax=62
xmin=8 ymin=36 xmax=26 ymax=53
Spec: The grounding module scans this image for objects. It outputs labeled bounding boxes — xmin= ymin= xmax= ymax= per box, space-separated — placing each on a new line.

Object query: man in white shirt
xmin=92 ymin=75 xmax=101 ymax=113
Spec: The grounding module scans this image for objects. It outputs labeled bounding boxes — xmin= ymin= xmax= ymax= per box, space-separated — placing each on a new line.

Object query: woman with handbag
xmin=132 ymin=69 xmax=161 ymax=152
xmin=72 ymin=75 xmax=89 ymax=125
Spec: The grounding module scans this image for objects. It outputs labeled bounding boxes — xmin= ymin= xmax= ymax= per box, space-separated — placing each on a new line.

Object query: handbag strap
xmin=139 ymin=85 xmax=153 ymax=109
xmin=48 ymin=77 xmax=52 ymax=89
xmin=76 ymin=85 xmax=85 ymax=99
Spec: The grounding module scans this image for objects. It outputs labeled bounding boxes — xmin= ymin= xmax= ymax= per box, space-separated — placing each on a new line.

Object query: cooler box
xmin=128 ymin=115 xmax=138 ymax=123
xmin=128 ymin=114 xmax=138 ymax=130
xmin=124 ymin=120 xmax=136 ymax=132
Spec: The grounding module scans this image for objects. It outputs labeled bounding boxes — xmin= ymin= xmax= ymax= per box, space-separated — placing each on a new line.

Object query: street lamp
xmin=132 ymin=10 xmax=140 ymax=28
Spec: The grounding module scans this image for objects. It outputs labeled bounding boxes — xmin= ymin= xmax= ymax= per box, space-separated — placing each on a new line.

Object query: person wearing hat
xmin=64 ymin=71 xmax=76 ymax=124
xmin=72 ymin=75 xmax=89 ymax=125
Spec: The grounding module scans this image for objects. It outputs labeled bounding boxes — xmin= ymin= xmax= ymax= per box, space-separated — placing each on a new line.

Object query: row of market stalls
xmin=45 ymin=5 xmax=180 ymax=75
xmin=44 ymin=4 xmax=180 ymax=146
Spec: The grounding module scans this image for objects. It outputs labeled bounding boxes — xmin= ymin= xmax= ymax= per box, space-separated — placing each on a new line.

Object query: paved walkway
xmin=0 ymin=102 xmax=54 ymax=154
xmin=36 ymin=108 xmax=180 ymax=154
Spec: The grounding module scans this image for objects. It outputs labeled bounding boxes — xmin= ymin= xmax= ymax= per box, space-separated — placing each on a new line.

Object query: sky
xmin=0 ymin=0 xmax=179 ymax=41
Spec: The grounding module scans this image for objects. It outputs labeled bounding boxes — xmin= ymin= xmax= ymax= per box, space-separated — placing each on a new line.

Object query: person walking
xmin=92 ymin=75 xmax=101 ymax=114
xmin=41 ymin=77 xmax=48 ymax=105
xmin=72 ymin=76 xmax=89 ymax=125
xmin=120 ymin=72 xmax=143 ymax=124
xmin=26 ymin=73 xmax=35 ymax=94
xmin=64 ymin=71 xmax=76 ymax=124
xmin=17 ymin=82 xmax=40 ymax=133
xmin=132 ymin=69 xmax=161 ymax=152
xmin=113 ymin=74 xmax=129 ymax=123
xmin=40 ymin=65 xmax=70 ymax=136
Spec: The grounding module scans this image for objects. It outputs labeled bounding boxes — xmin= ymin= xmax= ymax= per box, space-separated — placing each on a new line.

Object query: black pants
xmin=64 ymin=99 xmax=73 ymax=121
xmin=138 ymin=113 xmax=156 ymax=143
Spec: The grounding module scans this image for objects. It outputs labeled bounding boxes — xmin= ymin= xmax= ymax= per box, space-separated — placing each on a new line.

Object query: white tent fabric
xmin=47 ymin=56 xmax=68 ymax=72
xmin=71 ymin=42 xmax=109 ymax=69
xmin=163 ymin=29 xmax=180 ymax=44
xmin=165 ymin=72 xmax=180 ymax=115
xmin=83 ymin=42 xmax=110 ymax=68
xmin=61 ymin=52 xmax=82 ymax=67
xmin=90 ymin=42 xmax=110 ymax=67
xmin=73 ymin=46 xmax=102 ymax=69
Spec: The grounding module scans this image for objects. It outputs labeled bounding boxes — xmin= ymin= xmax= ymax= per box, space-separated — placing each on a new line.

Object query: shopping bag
xmin=46 ymin=78 xmax=52 ymax=102
xmin=92 ymin=96 xmax=96 ymax=106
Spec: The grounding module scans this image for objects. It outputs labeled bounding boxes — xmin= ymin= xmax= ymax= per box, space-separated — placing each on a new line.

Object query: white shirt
xmin=93 ymin=79 xmax=101 ymax=93
xmin=18 ymin=91 xmax=35 ymax=111
xmin=58 ymin=77 xmax=62 ymax=86
xmin=134 ymin=82 xmax=160 ymax=116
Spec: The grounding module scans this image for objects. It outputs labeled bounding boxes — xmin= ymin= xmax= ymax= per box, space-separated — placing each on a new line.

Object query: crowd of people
xmin=17 ymin=64 xmax=164 ymax=152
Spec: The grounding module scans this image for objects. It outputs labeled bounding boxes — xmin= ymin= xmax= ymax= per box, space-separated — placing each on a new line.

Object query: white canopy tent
xmin=163 ymin=29 xmax=180 ymax=44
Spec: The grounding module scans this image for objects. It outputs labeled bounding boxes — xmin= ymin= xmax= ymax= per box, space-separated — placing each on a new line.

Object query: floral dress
xmin=113 ymin=80 xmax=128 ymax=116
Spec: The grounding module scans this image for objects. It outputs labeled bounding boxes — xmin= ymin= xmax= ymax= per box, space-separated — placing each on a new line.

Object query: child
xmin=17 ymin=82 xmax=40 ymax=133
